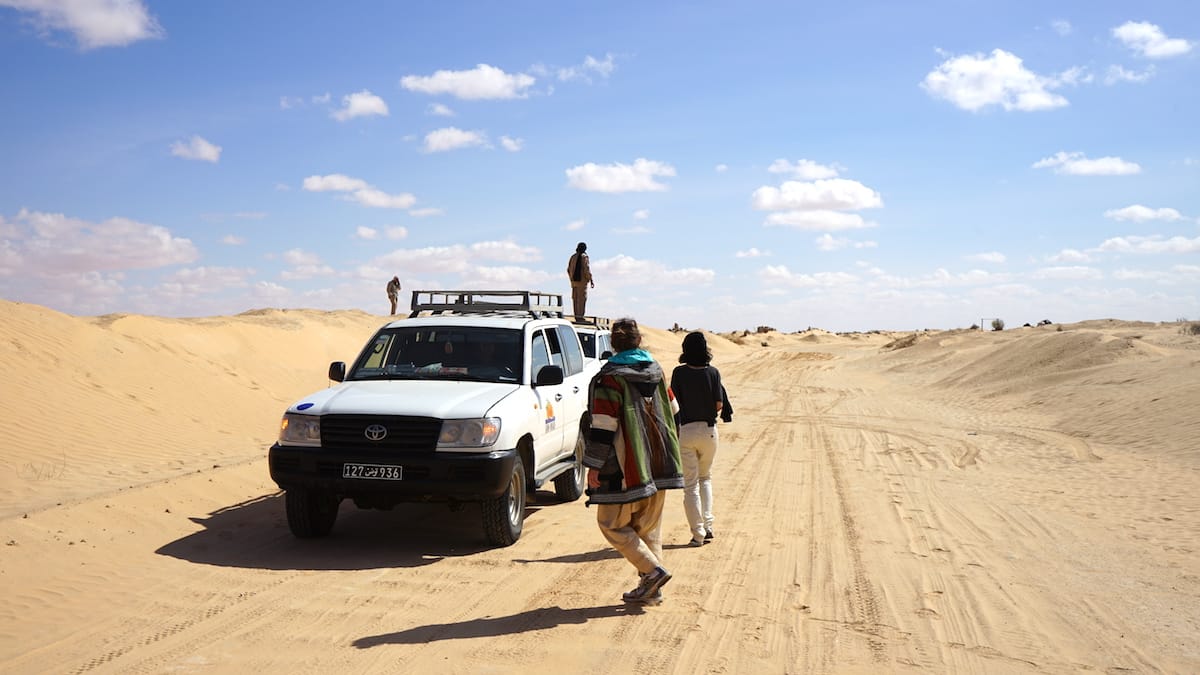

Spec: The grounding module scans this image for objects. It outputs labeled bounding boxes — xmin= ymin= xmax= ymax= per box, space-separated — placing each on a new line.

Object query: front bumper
xmin=268 ymin=443 xmax=516 ymax=502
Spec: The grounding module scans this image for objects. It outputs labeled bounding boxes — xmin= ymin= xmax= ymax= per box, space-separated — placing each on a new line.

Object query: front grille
xmin=321 ymin=415 xmax=441 ymax=453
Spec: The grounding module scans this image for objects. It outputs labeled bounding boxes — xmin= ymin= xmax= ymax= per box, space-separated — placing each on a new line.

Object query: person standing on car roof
xmin=566 ymin=242 xmax=594 ymax=322
xmin=386 ymin=276 xmax=402 ymax=315
xmin=670 ymin=331 xmax=727 ymax=547
xmin=584 ymin=318 xmax=684 ymax=604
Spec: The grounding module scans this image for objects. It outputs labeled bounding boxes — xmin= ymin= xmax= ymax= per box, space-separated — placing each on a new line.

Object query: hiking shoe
xmin=704 ymin=528 xmax=713 ymax=541
xmin=622 ymin=567 xmax=671 ymax=603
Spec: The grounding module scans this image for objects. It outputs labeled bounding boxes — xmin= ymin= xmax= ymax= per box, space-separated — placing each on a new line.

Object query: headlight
xmin=438 ymin=418 xmax=501 ymax=448
xmin=279 ymin=413 xmax=321 ymax=446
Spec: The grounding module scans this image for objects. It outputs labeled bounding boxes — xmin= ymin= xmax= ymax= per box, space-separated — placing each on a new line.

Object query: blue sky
xmin=0 ymin=1 xmax=1196 ymax=332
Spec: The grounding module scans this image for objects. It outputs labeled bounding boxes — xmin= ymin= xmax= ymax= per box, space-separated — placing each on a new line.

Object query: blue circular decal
xmin=297 ymin=402 xmax=314 ymax=410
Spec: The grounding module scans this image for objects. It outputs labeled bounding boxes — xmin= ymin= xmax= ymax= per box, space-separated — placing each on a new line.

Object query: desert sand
xmin=1 ymin=299 xmax=1197 ymax=674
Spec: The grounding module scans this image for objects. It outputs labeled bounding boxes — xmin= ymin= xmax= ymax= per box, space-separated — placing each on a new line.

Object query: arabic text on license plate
xmin=343 ymin=463 xmax=403 ymax=480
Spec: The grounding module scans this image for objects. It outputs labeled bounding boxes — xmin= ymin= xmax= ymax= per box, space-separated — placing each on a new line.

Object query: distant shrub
xmin=1056 ymin=325 xmax=1063 ymax=332
xmin=1182 ymin=322 xmax=1200 ymax=336
xmin=1023 ymin=322 xmax=1032 ymax=328
xmin=1038 ymin=319 xmax=1052 ymax=326
xmin=755 ymin=325 xmax=775 ymax=334
xmin=991 ymin=318 xmax=1005 ymax=331
xmin=969 ymin=323 xmax=979 ymax=330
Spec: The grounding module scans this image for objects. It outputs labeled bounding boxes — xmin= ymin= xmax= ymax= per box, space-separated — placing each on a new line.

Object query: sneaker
xmin=688 ymin=538 xmax=704 ymax=547
xmin=622 ymin=566 xmax=672 ymax=602
xmin=704 ymin=528 xmax=713 ymax=541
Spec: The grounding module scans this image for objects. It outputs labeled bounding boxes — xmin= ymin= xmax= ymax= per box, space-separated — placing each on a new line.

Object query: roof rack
xmin=571 ymin=316 xmax=612 ymax=329
xmin=409 ymin=290 xmax=565 ymax=319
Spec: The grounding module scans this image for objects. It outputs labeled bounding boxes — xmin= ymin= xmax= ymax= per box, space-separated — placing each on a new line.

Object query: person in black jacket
xmin=669 ymin=331 xmax=725 ymax=547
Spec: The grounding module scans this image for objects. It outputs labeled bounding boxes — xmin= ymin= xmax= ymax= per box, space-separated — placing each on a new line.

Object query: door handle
xmin=572 ymin=386 xmax=580 ymax=393
xmin=555 ymin=393 xmax=564 ymax=401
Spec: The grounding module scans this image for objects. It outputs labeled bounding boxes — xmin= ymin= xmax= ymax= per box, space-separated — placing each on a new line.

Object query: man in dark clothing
xmin=566 ymin=242 xmax=594 ymax=321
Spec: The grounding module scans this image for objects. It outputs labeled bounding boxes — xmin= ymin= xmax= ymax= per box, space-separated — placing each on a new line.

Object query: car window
xmin=556 ymin=325 xmax=584 ymax=376
xmin=544 ymin=327 xmax=566 ymax=371
xmin=599 ymin=334 xmax=612 ymax=358
xmin=530 ymin=331 xmax=550 ymax=377
xmin=578 ymin=332 xmax=596 ymax=358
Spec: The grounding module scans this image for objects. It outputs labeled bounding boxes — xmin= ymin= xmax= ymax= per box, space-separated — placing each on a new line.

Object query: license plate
xmin=342 ymin=463 xmax=403 ymax=480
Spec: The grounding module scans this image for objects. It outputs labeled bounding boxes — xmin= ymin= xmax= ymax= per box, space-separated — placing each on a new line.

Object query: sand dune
xmin=1 ymin=300 xmax=1196 ymax=673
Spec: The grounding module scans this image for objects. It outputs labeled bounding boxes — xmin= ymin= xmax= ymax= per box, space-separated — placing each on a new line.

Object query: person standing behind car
xmin=670 ymin=331 xmax=724 ymax=547
xmin=585 ymin=318 xmax=684 ymax=604
xmin=566 ymin=242 xmax=594 ymax=321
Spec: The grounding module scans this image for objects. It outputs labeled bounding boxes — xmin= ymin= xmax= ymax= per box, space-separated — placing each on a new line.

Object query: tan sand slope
xmin=1 ymin=302 xmax=1197 ymax=674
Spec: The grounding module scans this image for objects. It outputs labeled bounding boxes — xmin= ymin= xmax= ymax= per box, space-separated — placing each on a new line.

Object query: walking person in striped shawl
xmin=584 ymin=318 xmax=684 ymax=604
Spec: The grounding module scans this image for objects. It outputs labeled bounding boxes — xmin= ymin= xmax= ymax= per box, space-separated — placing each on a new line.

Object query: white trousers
xmin=679 ymin=421 xmax=718 ymax=541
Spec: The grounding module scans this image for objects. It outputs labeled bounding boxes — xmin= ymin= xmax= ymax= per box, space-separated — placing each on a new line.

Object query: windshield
xmin=348 ymin=326 xmax=522 ymax=384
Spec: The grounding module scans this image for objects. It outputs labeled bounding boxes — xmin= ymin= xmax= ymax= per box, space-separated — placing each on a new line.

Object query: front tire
xmin=553 ymin=429 xmax=586 ymax=502
xmin=482 ymin=455 xmax=526 ymax=546
xmin=285 ymin=489 xmax=340 ymax=538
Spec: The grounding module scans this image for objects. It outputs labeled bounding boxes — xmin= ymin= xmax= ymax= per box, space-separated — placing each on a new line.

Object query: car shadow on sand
xmin=353 ymin=603 xmax=648 ymax=647
xmin=155 ymin=490 xmax=558 ymax=571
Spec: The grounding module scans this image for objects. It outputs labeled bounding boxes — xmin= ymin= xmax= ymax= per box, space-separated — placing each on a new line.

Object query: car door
xmin=528 ymin=328 xmax=566 ymax=468
xmin=553 ymin=324 xmax=587 ymax=453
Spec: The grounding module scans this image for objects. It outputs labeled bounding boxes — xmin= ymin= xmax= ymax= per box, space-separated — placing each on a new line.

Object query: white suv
xmin=269 ymin=290 xmax=597 ymax=546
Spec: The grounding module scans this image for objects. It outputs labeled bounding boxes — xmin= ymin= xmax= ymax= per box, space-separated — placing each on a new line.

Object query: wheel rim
xmin=507 ymin=471 xmax=524 ymax=524
xmin=574 ymin=433 xmax=586 ymax=485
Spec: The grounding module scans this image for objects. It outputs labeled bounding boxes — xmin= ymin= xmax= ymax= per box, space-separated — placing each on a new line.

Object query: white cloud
xmin=764 ymin=210 xmax=875 ymax=231
xmin=4 ymin=0 xmax=164 ymax=49
xmin=564 ymin=219 xmax=586 ymax=231
xmin=759 ymin=266 xmax=859 ymax=288
xmin=1103 ymin=205 xmax=1184 ymax=222
xmin=715 ymin=164 xmax=728 ymax=173
xmin=752 ymin=179 xmax=883 ymax=212
xmin=815 ymin=234 xmax=877 ymax=251
xmin=593 ymin=254 xmax=715 ymax=287
xmin=427 ymin=103 xmax=455 ymax=117
xmin=469 ymin=240 xmax=541 ymax=263
xmin=0 ymin=208 xmax=197 ymax=279
xmin=407 ymin=208 xmax=442 ymax=218
xmin=1032 ymin=266 xmax=1102 ymax=280
xmin=331 ymin=90 xmax=388 ymax=121
xmin=355 ymin=226 xmax=378 ymax=240
xmin=1097 ymin=234 xmax=1200 ymax=254
xmin=385 ymin=226 xmax=408 ymax=240
xmin=169 ymin=135 xmax=221 ymax=163
xmin=422 ymin=127 xmax=488 ymax=153
xmin=400 ymin=64 xmax=535 ymax=100
xmin=499 ymin=135 xmax=524 ymax=152
xmin=1051 ymin=20 xmax=1072 ymax=36
xmin=1047 ymin=248 xmax=1092 ymax=263
xmin=966 ymin=251 xmax=1006 ymax=263
xmin=736 ymin=248 xmax=770 ymax=258
xmin=768 ymin=159 xmax=840 ymax=180
xmin=1032 ymin=151 xmax=1141 ymax=176
xmin=557 ymin=53 xmax=616 ymax=81
xmin=1112 ymin=21 xmax=1194 ymax=59
xmin=921 ymin=48 xmax=1074 ymax=112
xmin=220 ymin=234 xmax=244 ymax=245
xmin=632 ymin=209 xmax=649 ymax=220
xmin=279 ymin=247 xmax=335 ymax=280
xmin=566 ymin=158 xmax=676 ymax=193
xmin=1104 ymin=64 xmax=1156 ymax=85
xmin=302 ymin=174 xmax=417 ymax=209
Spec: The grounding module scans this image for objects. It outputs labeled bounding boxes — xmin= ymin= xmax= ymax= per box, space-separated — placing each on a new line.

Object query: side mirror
xmin=534 ymin=365 xmax=564 ymax=386
xmin=328 ymin=361 xmax=346 ymax=382
xmin=600 ymin=350 xmax=613 ymax=360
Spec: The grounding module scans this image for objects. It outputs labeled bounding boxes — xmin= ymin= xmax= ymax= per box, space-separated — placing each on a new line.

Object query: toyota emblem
xmin=364 ymin=424 xmax=388 ymax=441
